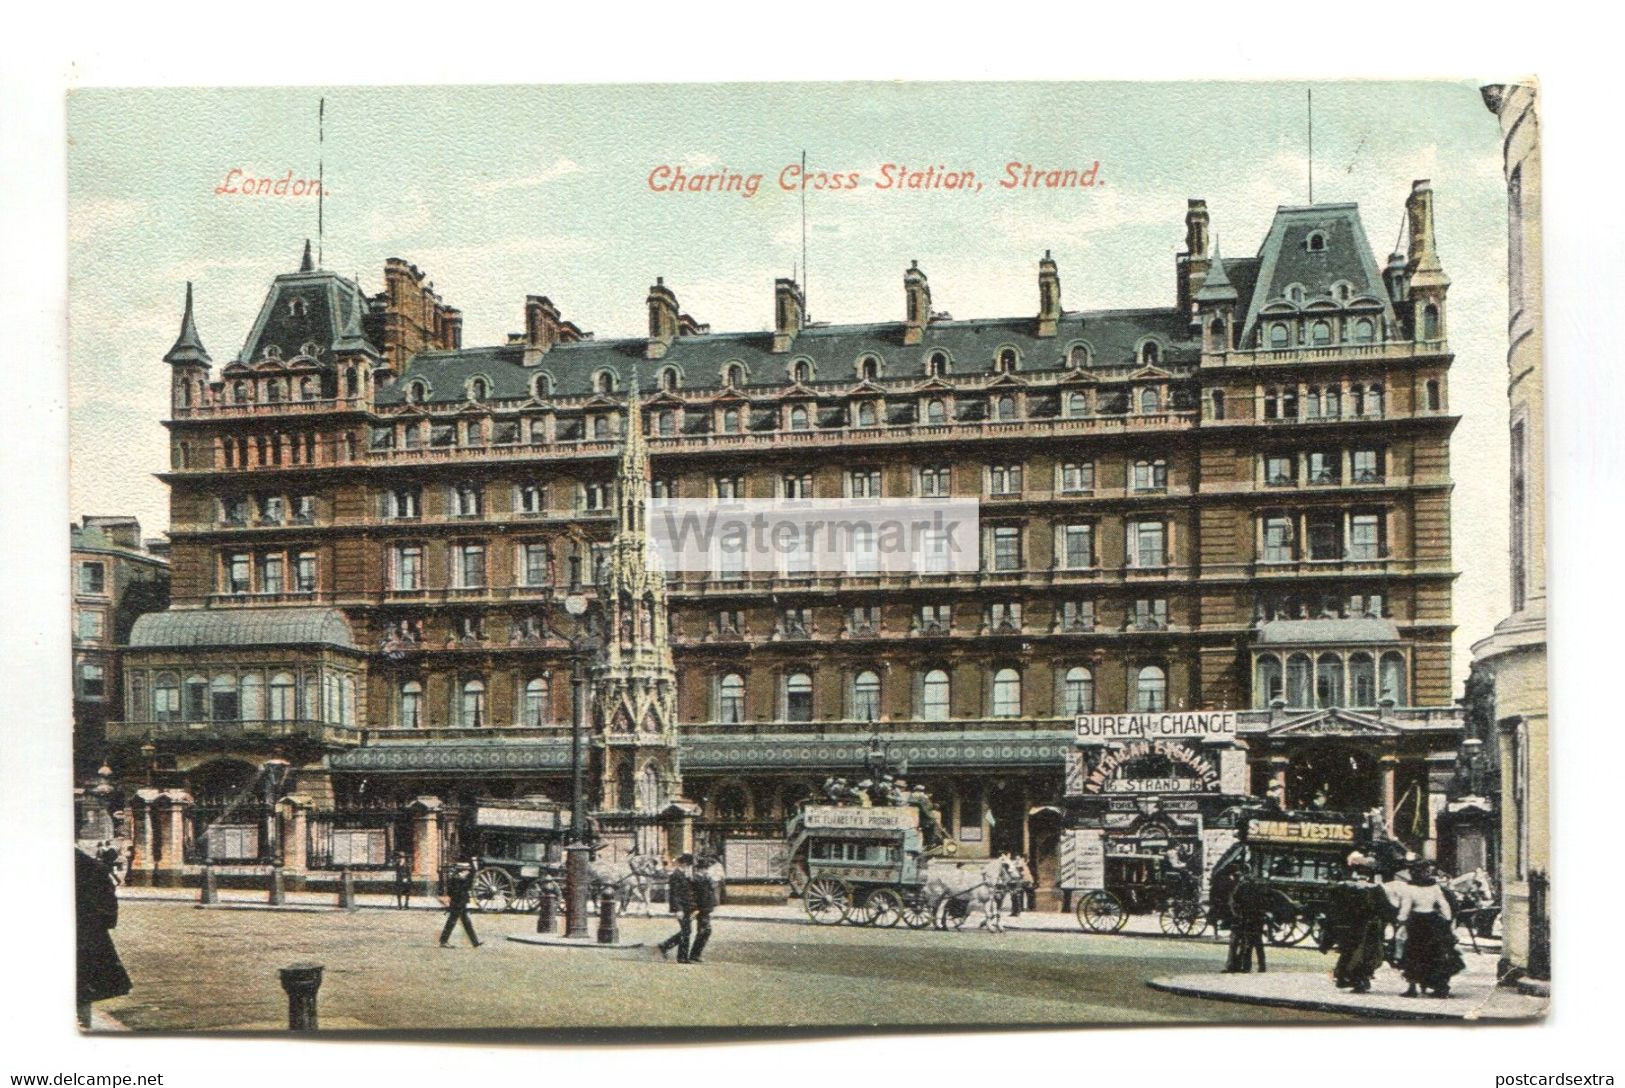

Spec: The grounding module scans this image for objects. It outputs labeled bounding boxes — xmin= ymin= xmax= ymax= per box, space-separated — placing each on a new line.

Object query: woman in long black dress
xmin=1394 ymin=861 xmax=1465 ymax=997
xmin=76 ymin=847 xmax=131 ymax=1027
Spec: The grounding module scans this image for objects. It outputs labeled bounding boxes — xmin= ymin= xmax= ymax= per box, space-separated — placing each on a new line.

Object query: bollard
xmin=596 ymin=892 xmax=619 ymax=944
xmin=536 ymin=890 xmax=557 ymax=933
xmin=268 ymin=866 xmax=286 ymax=906
xmin=200 ymin=864 xmax=218 ymax=905
xmin=338 ymin=868 xmax=356 ymax=911
xmin=278 ymin=962 xmax=323 ymax=1031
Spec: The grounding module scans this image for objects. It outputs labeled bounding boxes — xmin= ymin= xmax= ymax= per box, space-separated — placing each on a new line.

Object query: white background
xmin=2 ymin=4 xmax=1618 ymax=1085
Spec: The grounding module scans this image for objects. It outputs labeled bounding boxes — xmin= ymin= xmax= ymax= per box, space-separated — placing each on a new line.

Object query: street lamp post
xmin=562 ymin=594 xmax=595 ymax=939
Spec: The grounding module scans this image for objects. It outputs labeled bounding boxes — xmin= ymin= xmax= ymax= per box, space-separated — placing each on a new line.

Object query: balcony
xmin=1204 ymin=338 xmax=1449 ymax=369
xmin=107 ymin=718 xmax=362 ymax=747
xmin=171 ymin=396 xmax=369 ymax=421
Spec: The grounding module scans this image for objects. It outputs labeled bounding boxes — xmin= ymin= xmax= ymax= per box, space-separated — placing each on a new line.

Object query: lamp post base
xmin=563 ymin=843 xmax=592 ymax=939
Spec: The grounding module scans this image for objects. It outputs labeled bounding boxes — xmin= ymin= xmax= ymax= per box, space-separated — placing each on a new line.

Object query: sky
xmin=66 ymin=81 xmax=1510 ymax=686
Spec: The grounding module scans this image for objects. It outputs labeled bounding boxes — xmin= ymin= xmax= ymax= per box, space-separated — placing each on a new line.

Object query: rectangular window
xmin=522 ymin=543 xmax=549 ymax=587
xmin=1307 ymin=514 xmax=1342 ymax=561
xmin=258 ymin=553 xmax=284 ymax=595
xmin=716 ymin=474 xmax=746 ymax=500
xmin=918 ymin=466 xmax=951 ymax=497
xmin=452 ymin=485 xmax=483 ymax=517
xmin=1127 ymin=521 xmax=1166 ymax=568
xmin=369 ymin=425 xmax=395 ymax=451
xmin=1132 ymin=598 xmax=1169 ymax=630
xmin=848 ymin=469 xmax=882 ymax=498
xmin=1265 ymin=455 xmax=1295 ymax=486
xmin=430 ymin=424 xmax=455 ymax=448
xmin=781 ymin=607 xmax=811 ymax=636
xmin=1132 ymin=460 xmax=1168 ymax=491
xmin=80 ymin=662 xmax=105 ymax=699
xmin=385 ymin=488 xmax=421 ymax=519
xmin=220 ymin=496 xmax=249 ymax=525
xmin=652 ymin=478 xmax=679 ymax=501
xmin=717 ymin=609 xmax=744 ymax=635
xmin=293 ymin=495 xmax=316 ymax=523
xmin=1262 ymin=516 xmax=1294 ymax=563
xmin=848 ymin=606 xmax=880 ymax=633
xmin=988 ymin=601 xmax=1022 ymax=631
xmin=77 ymin=562 xmax=106 ymax=595
xmin=1060 ymin=461 xmax=1094 ymax=494
xmin=456 ymin=544 xmax=486 ymax=588
xmin=1308 ymin=451 xmax=1340 ymax=485
xmin=227 ymin=553 xmax=251 ymax=594
xmin=403 ymin=423 xmax=424 ymax=450
xmin=1060 ymin=599 xmax=1095 ymax=632
xmin=393 ymin=545 xmax=423 ymax=591
xmin=1352 ymin=448 xmax=1382 ymax=484
xmin=918 ymin=604 xmax=952 ymax=632
xmin=583 ymin=483 xmax=610 ymax=511
xmin=492 ymin=420 xmax=520 ymax=445
xmin=294 ymin=552 xmax=317 ymax=593
xmin=1349 ymin=513 xmax=1383 ymax=560
xmin=76 ymin=610 xmax=104 ymax=640
xmin=781 ymin=474 xmax=813 ymax=500
xmin=989 ymin=464 xmax=1023 ymax=496
xmin=257 ymin=495 xmax=285 ymax=524
xmin=1062 ymin=524 xmax=1093 ymax=569
xmin=516 ymin=484 xmax=546 ymax=514
xmin=991 ymin=526 xmax=1022 ymax=572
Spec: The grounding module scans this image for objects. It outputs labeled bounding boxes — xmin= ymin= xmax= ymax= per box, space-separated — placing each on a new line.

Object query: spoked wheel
xmin=1266 ymin=914 xmax=1312 ymax=946
xmin=846 ymin=890 xmax=879 ymax=927
xmin=471 ymin=868 xmax=513 ymax=913
xmin=1077 ymin=890 xmax=1128 ymax=933
xmin=510 ymin=879 xmax=542 ymax=913
xmin=1160 ymin=898 xmax=1206 ymax=937
xmin=866 ymin=888 xmax=904 ymax=928
xmin=804 ymin=877 xmax=850 ymax=925
xmin=901 ymin=892 xmax=935 ymax=930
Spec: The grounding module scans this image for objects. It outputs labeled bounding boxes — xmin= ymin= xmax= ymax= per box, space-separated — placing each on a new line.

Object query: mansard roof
xmin=130 ymin=607 xmax=360 ymax=652
xmin=236 ymin=258 xmax=380 ymax=366
xmin=376 ymin=308 xmax=1200 ymax=406
xmin=1239 ymin=203 xmax=1397 ymax=344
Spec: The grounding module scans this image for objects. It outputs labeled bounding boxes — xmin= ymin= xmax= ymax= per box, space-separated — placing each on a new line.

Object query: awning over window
xmin=129 ymin=607 xmax=359 ymax=652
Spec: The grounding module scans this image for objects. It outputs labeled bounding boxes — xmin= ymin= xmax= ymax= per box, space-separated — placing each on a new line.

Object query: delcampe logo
xmin=647 ymin=498 xmax=981 ymax=577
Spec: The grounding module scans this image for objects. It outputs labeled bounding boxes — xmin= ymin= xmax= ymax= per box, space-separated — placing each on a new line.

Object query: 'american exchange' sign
xmin=1075 ymin=711 xmax=1238 ymax=745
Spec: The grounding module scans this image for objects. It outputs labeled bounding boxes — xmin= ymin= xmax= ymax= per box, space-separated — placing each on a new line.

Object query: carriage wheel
xmin=1159 ymin=898 xmax=1205 ymax=937
xmin=1266 ymin=914 xmax=1311 ymax=946
xmin=471 ymin=868 xmax=512 ymax=913
xmin=846 ymin=890 xmax=879 ymax=927
xmin=866 ymin=889 xmax=904 ymax=928
xmin=787 ymin=863 xmax=810 ymax=899
xmin=804 ymin=877 xmax=850 ymax=925
xmin=1077 ymin=890 xmax=1128 ymax=933
xmin=511 ymin=879 xmax=541 ymax=913
xmin=901 ymin=892 xmax=934 ymax=930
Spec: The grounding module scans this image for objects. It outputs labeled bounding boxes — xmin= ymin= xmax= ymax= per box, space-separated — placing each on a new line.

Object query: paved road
xmin=99 ymin=901 xmax=1353 ymax=1032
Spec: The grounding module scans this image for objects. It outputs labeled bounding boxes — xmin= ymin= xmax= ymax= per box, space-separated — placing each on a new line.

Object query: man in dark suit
xmin=689 ymin=857 xmax=719 ymax=963
xmin=657 ymin=854 xmax=696 ymax=962
xmin=1226 ymin=871 xmax=1298 ymax=973
xmin=439 ymin=862 xmax=482 ymax=947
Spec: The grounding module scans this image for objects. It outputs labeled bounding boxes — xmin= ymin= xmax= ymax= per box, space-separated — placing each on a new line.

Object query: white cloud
xmin=470 ymin=157 xmax=584 ymax=194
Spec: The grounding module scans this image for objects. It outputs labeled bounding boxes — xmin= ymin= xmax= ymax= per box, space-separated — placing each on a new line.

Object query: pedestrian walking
xmin=1395 ymin=861 xmax=1464 ymax=998
xmin=689 ymin=857 xmax=720 ymax=963
xmin=1320 ymin=853 xmax=1392 ymax=993
xmin=393 ymin=851 xmax=412 ymax=910
xmin=76 ymin=846 xmax=131 ymax=1028
xmin=438 ymin=862 xmax=481 ymax=947
xmin=96 ymin=841 xmax=122 ymax=884
xmin=1226 ymin=871 xmax=1297 ymax=974
xmin=657 ymin=854 xmax=697 ymax=962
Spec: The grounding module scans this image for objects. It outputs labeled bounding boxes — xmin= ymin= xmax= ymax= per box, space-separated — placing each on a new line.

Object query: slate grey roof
xmin=1239 ymin=204 xmax=1397 ymax=344
xmin=233 ymin=258 xmax=380 ymax=366
xmin=130 ymin=607 xmax=360 ymax=651
xmin=164 ymin=282 xmax=211 ymax=366
xmin=1255 ymin=619 xmax=1401 ymax=645
xmin=376 ymin=308 xmax=1200 ymax=406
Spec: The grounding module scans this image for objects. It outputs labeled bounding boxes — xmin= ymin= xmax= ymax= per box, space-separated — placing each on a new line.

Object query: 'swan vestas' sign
xmin=1075 ymin=711 xmax=1237 ymax=745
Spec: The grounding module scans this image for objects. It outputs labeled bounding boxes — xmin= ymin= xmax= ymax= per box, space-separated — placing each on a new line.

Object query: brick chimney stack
xmin=903 ymin=261 xmax=930 ymax=346
xmin=646 ymin=277 xmax=680 ymax=359
xmin=524 ymin=295 xmax=561 ymax=365
xmin=772 ymin=278 xmax=805 ymax=353
xmin=1036 ymin=251 xmax=1061 ymax=338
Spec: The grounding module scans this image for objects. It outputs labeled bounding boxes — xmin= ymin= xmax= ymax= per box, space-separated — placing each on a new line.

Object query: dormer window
xmin=660 ymin=367 xmax=680 ymax=392
xmin=791 ymin=360 xmax=811 ymax=383
xmin=1139 ymin=341 xmax=1160 ymax=367
xmin=1306 ymin=230 xmax=1327 ymax=253
xmin=859 ymin=355 xmax=880 ymax=381
xmin=406 ymin=380 xmax=427 ymax=404
xmin=300 ymin=340 xmax=319 ymax=358
xmin=995 ymin=348 xmax=1016 ymax=373
xmin=725 ymin=363 xmax=745 ymax=387
xmin=287 ymin=298 xmax=307 ymax=317
xmin=595 ymin=371 xmax=616 ymax=395
xmin=1334 ymin=283 xmax=1352 ymax=303
xmin=468 ymin=377 xmax=489 ymax=401
xmin=927 ymin=351 xmax=948 ymax=377
xmin=264 ymin=344 xmax=282 ymax=361
xmin=1068 ymin=344 xmax=1090 ymax=369
xmin=532 ymin=373 xmax=552 ymax=400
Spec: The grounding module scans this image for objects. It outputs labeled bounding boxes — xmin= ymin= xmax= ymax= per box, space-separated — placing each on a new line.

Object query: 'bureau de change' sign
xmin=1075 ymin=711 xmax=1238 ymax=745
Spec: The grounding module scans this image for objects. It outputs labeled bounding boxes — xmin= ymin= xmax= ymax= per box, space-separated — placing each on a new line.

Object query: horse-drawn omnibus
xmin=784 ymin=803 xmax=939 ymax=927
xmin=459 ymin=796 xmax=572 ymax=912
xmin=1231 ymin=810 xmax=1370 ymax=945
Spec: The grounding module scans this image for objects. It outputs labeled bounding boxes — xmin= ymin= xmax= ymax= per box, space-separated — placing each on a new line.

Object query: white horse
xmin=589 ymin=853 xmax=663 ymax=916
xmin=923 ymin=855 xmax=1023 ymax=932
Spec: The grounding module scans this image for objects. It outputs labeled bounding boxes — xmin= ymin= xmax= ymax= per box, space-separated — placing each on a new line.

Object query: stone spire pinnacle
xmin=163 ymin=281 xmax=212 ymax=366
xmin=300 ymin=238 xmax=315 ymax=272
xmin=1194 ymin=238 xmax=1238 ymax=303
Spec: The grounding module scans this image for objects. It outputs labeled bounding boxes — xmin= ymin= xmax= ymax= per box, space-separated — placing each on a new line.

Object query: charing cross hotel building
xmin=106 ymin=180 xmax=1471 ymax=902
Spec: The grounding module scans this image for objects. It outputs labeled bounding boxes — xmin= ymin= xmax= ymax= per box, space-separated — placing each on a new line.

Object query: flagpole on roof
xmin=318 ymin=97 xmax=325 ymax=268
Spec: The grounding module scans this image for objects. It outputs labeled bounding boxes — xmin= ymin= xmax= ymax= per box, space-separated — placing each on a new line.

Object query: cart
xmin=1074 ymin=851 xmax=1206 ymax=936
xmin=1236 ymin=811 xmax=1367 ymax=946
xmin=459 ymin=796 xmax=572 ymax=912
xmin=784 ymin=803 xmax=939 ymax=928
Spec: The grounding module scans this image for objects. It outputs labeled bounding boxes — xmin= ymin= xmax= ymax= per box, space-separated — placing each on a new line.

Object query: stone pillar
xmin=409 ymin=797 xmax=443 ymax=895
xmin=277 ymin=796 xmax=313 ymax=891
xmin=1380 ymin=754 xmax=1399 ymax=827
xmin=127 ymin=789 xmax=161 ymax=886
xmin=151 ymin=791 xmax=192 ymax=888
xmin=1424 ymin=755 xmax=1456 ymax=862
xmin=1268 ymin=756 xmax=1289 ymax=797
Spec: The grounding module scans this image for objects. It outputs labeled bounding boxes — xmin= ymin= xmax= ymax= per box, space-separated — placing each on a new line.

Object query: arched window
xmin=1285 ymin=653 xmax=1313 ymax=708
xmin=184 ymin=674 xmax=208 ymax=721
xmin=719 ymin=673 xmax=745 ymax=724
xmin=926 ymin=399 xmax=946 ymax=424
xmin=153 ymin=672 xmax=180 ymax=722
xmin=460 ymin=678 xmax=487 ymax=728
xmin=240 ymin=673 xmax=264 ymax=721
xmin=639 ymin=765 xmax=662 ymax=810
xmin=1139 ymin=388 xmax=1160 ymax=414
xmin=398 ymin=680 xmax=422 ymax=728
xmin=345 ymin=367 xmax=359 ymax=398
xmin=1135 ymin=666 xmax=1166 ymax=712
xmin=1269 ymin=323 xmax=1290 ymax=349
xmin=1380 ymin=652 xmax=1407 ymax=706
xmin=1421 ymin=303 xmax=1440 ymax=339
xmin=1315 ymin=653 xmax=1345 ymax=708
xmin=992 ymin=668 xmax=1021 ymax=718
xmin=210 ymin=673 xmax=239 ymax=721
xmin=995 ymin=394 xmax=1016 ymax=421
xmin=1307 ymin=231 xmax=1326 ymax=252
xmin=726 ymin=363 xmax=745 ymax=387
xmin=722 ymin=407 xmax=740 ymax=433
xmin=922 ymin=669 xmax=950 ymax=721
xmin=469 ymin=378 xmax=488 ymax=401
xmin=789 ymin=405 xmax=809 ymax=431
xmin=997 ymin=348 xmax=1016 ymax=373
xmin=785 ymin=672 xmax=813 ymax=722
xmin=1208 ymin=317 xmax=1226 ymax=351
xmin=1349 ymin=653 xmax=1376 ymax=707
xmin=857 ymin=402 xmax=877 ymax=427
xmin=267 ymin=379 xmax=285 ymax=403
xmin=860 ymin=355 xmax=879 ymax=380
xmin=523 ymin=677 xmax=549 ymax=727
xmin=1063 ymin=667 xmax=1094 ymax=715
xmin=233 ymin=381 xmax=250 ymax=403
xmin=1311 ymin=320 xmax=1332 ymax=346
xmin=596 ymin=371 xmax=616 ymax=395
xmin=533 ymin=373 xmax=552 ymax=398
xmin=1352 ymin=317 xmax=1375 ymax=343
xmin=660 ymin=367 xmax=680 ymax=392
xmin=928 ymin=352 xmax=948 ymax=377
xmin=1068 ymin=344 xmax=1090 ymax=368
xmin=792 ymin=360 xmax=811 ymax=383
xmin=1068 ymin=392 xmax=1088 ymax=418
xmin=407 ymin=380 xmax=427 ymax=404
xmin=1254 ymin=655 xmax=1283 ymax=708
xmin=1141 ymin=342 xmax=1160 ymax=366
xmin=853 ymin=670 xmax=881 ymax=722
xmin=1210 ymin=390 xmax=1226 ymax=420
